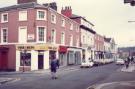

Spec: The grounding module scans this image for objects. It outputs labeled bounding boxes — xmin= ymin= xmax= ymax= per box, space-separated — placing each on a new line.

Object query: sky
xmin=0 ymin=0 xmax=135 ymax=47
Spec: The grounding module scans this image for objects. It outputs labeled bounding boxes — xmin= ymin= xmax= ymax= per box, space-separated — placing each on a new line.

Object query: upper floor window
xmin=70 ymin=23 xmax=73 ymax=30
xmin=60 ymin=32 xmax=65 ymax=45
xmin=61 ymin=19 xmax=65 ymax=27
xmin=1 ymin=13 xmax=8 ymax=23
xmin=37 ymin=26 xmax=46 ymax=42
xmin=37 ymin=10 xmax=46 ymax=20
xmin=51 ymin=13 xmax=56 ymax=24
xmin=69 ymin=34 xmax=73 ymax=46
xmin=76 ymin=25 xmax=79 ymax=32
xmin=76 ymin=38 xmax=79 ymax=47
xmin=1 ymin=28 xmax=8 ymax=43
xmin=19 ymin=10 xmax=27 ymax=21
xmin=82 ymin=35 xmax=85 ymax=43
xmin=51 ymin=29 xmax=56 ymax=44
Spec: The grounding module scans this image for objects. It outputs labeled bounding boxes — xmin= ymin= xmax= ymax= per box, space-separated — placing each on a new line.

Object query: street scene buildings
xmin=0 ymin=0 xmax=117 ymax=71
xmin=0 ymin=0 xmax=135 ymax=89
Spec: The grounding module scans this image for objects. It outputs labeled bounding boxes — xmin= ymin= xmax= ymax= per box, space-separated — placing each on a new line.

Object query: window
xmin=37 ymin=26 xmax=46 ymax=42
xmin=19 ymin=10 xmax=27 ymax=21
xmin=20 ymin=52 xmax=31 ymax=66
xmin=61 ymin=32 xmax=65 ymax=45
xmin=69 ymin=34 xmax=73 ymax=46
xmin=51 ymin=13 xmax=56 ymax=24
xmin=51 ymin=29 xmax=56 ymax=43
xmin=76 ymin=38 xmax=79 ymax=47
xmin=61 ymin=19 xmax=65 ymax=27
xmin=82 ymin=35 xmax=85 ymax=43
xmin=1 ymin=13 xmax=8 ymax=23
xmin=76 ymin=25 xmax=79 ymax=32
xmin=1 ymin=28 xmax=8 ymax=43
xmin=70 ymin=23 xmax=73 ymax=30
xmin=37 ymin=10 xmax=46 ymax=20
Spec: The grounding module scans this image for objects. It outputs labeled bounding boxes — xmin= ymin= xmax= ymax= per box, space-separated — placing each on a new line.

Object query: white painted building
xmin=80 ymin=18 xmax=96 ymax=62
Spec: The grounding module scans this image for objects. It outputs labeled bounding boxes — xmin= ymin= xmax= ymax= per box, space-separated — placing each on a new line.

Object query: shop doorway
xmin=38 ymin=54 xmax=44 ymax=69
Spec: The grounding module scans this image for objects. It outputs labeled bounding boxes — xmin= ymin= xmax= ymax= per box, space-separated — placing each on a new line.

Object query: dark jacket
xmin=50 ymin=60 xmax=57 ymax=72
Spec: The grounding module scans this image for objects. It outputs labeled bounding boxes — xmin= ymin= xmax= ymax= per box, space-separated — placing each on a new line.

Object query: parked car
xmin=115 ymin=58 xmax=125 ymax=65
xmin=80 ymin=58 xmax=94 ymax=68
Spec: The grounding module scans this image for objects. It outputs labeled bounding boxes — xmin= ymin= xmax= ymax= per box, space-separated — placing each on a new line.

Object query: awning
xmin=59 ymin=46 xmax=67 ymax=53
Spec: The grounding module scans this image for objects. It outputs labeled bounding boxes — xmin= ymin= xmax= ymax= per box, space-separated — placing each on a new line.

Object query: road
xmin=0 ymin=63 xmax=135 ymax=89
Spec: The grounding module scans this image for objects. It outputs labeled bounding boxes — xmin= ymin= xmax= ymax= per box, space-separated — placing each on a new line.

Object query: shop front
xmin=58 ymin=46 xmax=68 ymax=66
xmin=67 ymin=47 xmax=82 ymax=65
xmin=16 ymin=44 xmax=58 ymax=71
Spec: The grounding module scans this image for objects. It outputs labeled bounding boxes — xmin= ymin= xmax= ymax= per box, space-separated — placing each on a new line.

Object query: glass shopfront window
xmin=20 ymin=52 xmax=31 ymax=66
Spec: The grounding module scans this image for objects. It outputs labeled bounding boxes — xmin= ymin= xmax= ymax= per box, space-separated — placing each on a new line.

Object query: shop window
xmin=20 ymin=52 xmax=31 ymax=66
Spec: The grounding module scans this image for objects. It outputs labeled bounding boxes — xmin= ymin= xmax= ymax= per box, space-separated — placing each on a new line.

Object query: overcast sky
xmin=0 ymin=0 xmax=135 ymax=47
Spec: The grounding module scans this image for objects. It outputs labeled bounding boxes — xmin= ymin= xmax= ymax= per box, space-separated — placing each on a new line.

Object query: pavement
xmin=121 ymin=64 xmax=135 ymax=72
xmin=87 ymin=64 xmax=135 ymax=89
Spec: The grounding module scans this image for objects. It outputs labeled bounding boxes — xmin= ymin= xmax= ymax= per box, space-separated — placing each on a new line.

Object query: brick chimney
xmin=61 ymin=6 xmax=72 ymax=17
xmin=17 ymin=0 xmax=37 ymax=4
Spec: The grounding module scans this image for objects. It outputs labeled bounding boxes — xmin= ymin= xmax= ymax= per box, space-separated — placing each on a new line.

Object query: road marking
xmin=86 ymin=81 xmax=135 ymax=89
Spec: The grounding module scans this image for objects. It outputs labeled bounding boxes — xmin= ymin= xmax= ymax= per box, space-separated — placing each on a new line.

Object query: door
xmin=0 ymin=51 xmax=8 ymax=70
xmin=38 ymin=55 xmax=44 ymax=69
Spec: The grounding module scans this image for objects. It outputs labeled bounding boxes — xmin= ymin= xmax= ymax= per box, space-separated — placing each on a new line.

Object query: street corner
xmin=0 ymin=77 xmax=21 ymax=85
xmin=87 ymin=81 xmax=135 ymax=89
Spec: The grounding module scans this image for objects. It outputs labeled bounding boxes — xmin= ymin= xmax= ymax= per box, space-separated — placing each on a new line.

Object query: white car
xmin=80 ymin=60 xmax=94 ymax=68
xmin=116 ymin=59 xmax=125 ymax=65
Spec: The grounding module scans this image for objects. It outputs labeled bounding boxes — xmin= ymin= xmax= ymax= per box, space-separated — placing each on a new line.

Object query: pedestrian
xmin=125 ymin=57 xmax=130 ymax=69
xmin=131 ymin=56 xmax=134 ymax=64
xmin=56 ymin=59 xmax=60 ymax=69
xmin=50 ymin=55 xmax=58 ymax=79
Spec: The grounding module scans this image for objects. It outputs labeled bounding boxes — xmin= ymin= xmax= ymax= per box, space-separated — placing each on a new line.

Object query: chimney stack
xmin=17 ymin=0 xmax=37 ymax=4
xmin=61 ymin=6 xmax=72 ymax=17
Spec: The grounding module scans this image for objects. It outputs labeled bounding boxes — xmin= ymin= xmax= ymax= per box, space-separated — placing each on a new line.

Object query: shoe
xmin=54 ymin=77 xmax=58 ymax=79
xmin=52 ymin=77 xmax=54 ymax=79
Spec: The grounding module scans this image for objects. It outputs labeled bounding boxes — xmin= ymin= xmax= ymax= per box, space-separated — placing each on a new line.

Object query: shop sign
xmin=16 ymin=45 xmax=57 ymax=51
xmin=16 ymin=45 xmax=35 ymax=50
xmin=35 ymin=45 xmax=48 ymax=50
xmin=27 ymin=34 xmax=34 ymax=40
xmin=48 ymin=46 xmax=57 ymax=51
xmin=59 ymin=46 xmax=67 ymax=53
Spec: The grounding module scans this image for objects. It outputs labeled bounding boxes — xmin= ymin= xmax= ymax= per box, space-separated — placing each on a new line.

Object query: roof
xmin=104 ymin=37 xmax=111 ymax=42
xmin=0 ymin=2 xmax=47 ymax=12
xmin=70 ymin=14 xmax=94 ymax=26
xmin=80 ymin=25 xmax=96 ymax=34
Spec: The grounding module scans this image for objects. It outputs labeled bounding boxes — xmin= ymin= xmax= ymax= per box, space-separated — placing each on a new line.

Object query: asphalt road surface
xmin=0 ymin=63 xmax=135 ymax=89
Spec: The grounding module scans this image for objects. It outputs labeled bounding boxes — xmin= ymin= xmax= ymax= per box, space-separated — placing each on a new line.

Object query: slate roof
xmin=80 ymin=25 xmax=96 ymax=34
xmin=104 ymin=37 xmax=111 ymax=42
xmin=0 ymin=2 xmax=47 ymax=12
